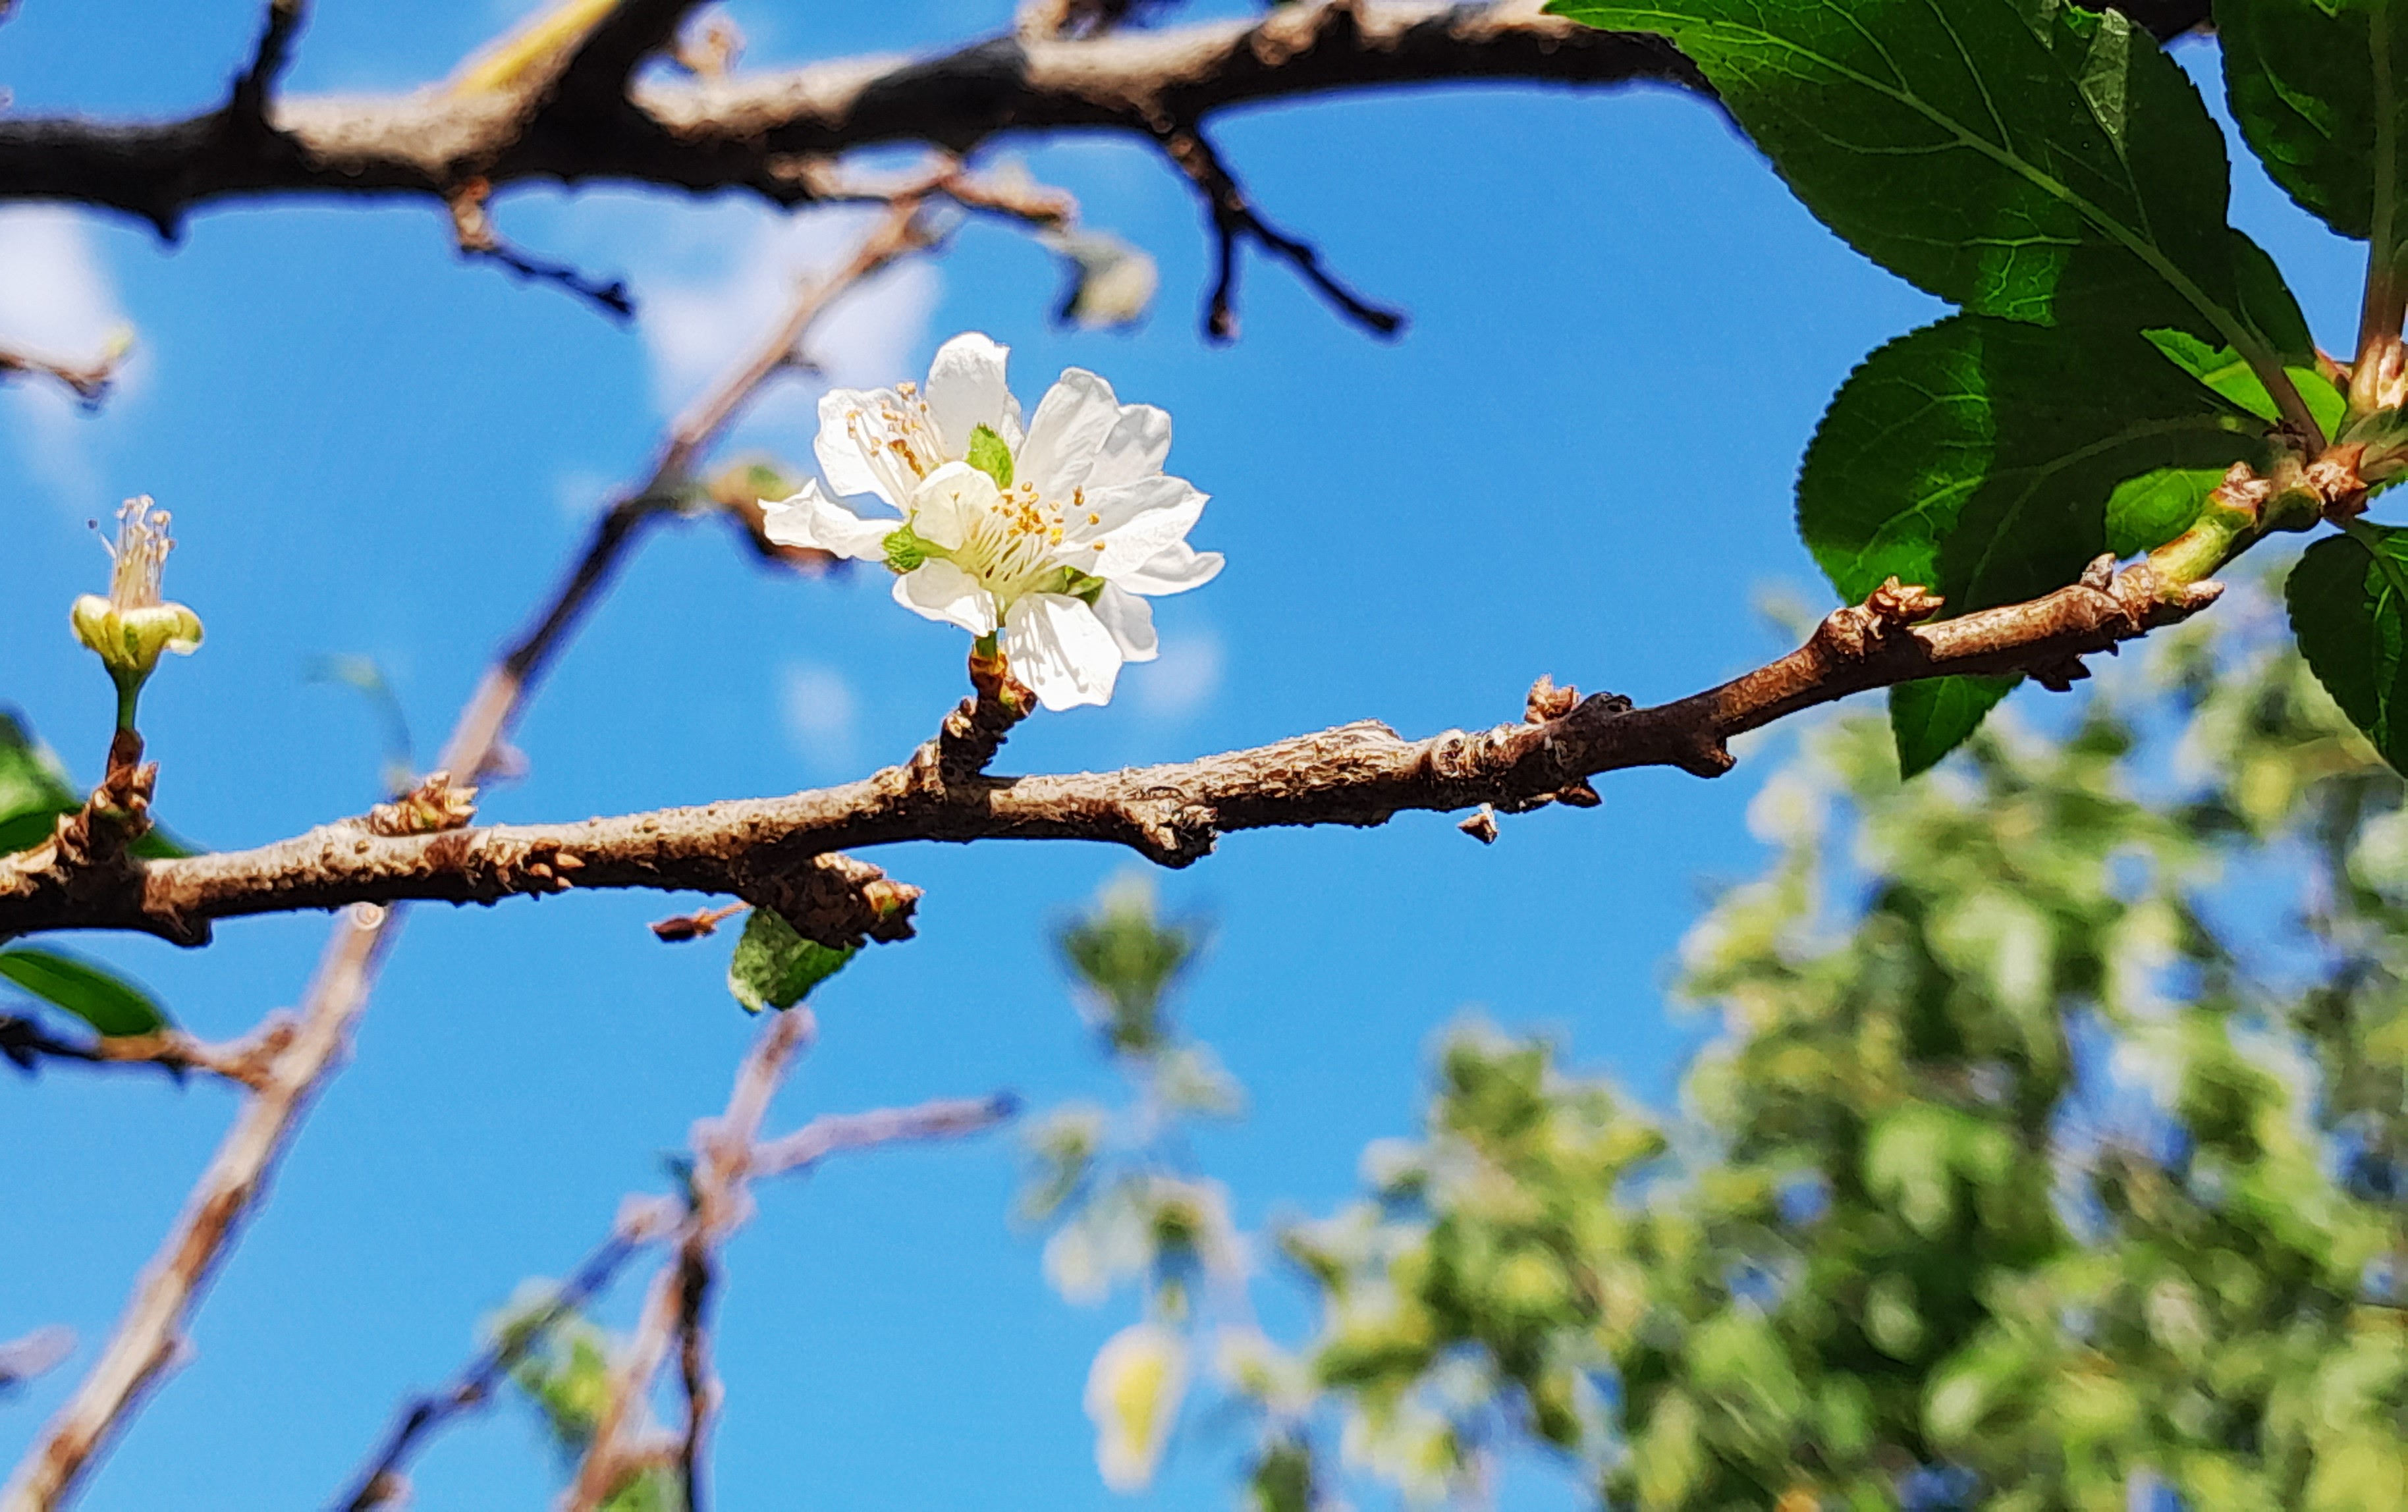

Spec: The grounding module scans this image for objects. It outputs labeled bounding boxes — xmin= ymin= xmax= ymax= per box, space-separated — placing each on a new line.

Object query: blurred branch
xmin=0 ymin=192 xmax=952 ymax=1512
xmin=0 ymin=5 xmax=1695 ymax=232
xmin=0 ymin=561 xmax=2226 ymax=952
xmin=0 ymin=1012 xmax=295 ymax=1091
xmin=561 ymin=1008 xmax=1016 ymax=1511
xmin=332 ymin=1199 xmax=682 ymax=1512
xmin=0 ymin=336 xmax=130 ymax=409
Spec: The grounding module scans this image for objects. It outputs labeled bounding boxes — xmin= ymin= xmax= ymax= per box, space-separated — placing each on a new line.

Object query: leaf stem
xmin=2356 ymin=0 xmax=2405 ymax=419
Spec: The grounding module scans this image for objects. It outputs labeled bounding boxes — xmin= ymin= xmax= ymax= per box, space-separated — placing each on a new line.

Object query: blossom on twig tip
xmin=760 ymin=333 xmax=1222 ymax=712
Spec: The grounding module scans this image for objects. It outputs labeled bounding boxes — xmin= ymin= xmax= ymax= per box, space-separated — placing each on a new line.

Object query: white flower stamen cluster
xmin=761 ymin=333 xmax=1222 ymax=711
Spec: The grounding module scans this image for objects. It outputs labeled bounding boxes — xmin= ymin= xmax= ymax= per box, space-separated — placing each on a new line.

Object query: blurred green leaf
xmin=726 ymin=907 xmax=855 ymax=1013
xmin=0 ymin=946 xmax=170 ymax=1037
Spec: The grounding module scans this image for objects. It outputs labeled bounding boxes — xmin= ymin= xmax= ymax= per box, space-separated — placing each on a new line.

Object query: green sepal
xmin=726 ymin=907 xmax=857 ymax=1013
xmin=967 ymin=424 xmax=1015 ymax=489
xmin=1025 ymin=564 xmax=1110 ymax=605
xmin=883 ymin=523 xmax=939 ymax=575
xmin=0 ymin=946 xmax=172 ymax=1037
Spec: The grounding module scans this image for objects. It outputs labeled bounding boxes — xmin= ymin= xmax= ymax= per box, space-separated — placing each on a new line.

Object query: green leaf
xmin=2142 ymin=329 xmax=2347 ymax=431
xmin=1548 ymin=0 xmax=2308 ymax=362
xmin=0 ymin=946 xmax=171 ymax=1037
xmin=2287 ymin=524 xmax=2408 ymax=771
xmin=726 ymin=907 xmax=856 ymax=1013
xmin=2106 ymin=466 xmax=2231 ymax=556
xmin=1892 ymin=675 xmax=2017 ymax=778
xmin=2220 ymin=0 xmax=2408 ymax=244
xmin=967 ymin=423 xmax=1015 ymax=489
xmin=1801 ymin=315 xmax=2260 ymax=614
xmin=0 ymin=710 xmax=81 ymax=857
xmin=1799 ymin=314 xmax=2264 ymax=770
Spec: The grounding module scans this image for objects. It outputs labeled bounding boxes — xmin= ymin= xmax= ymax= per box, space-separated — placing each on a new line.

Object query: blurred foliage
xmin=1033 ymin=580 xmax=2408 ymax=1509
xmin=494 ymin=1288 xmax=682 ymax=1512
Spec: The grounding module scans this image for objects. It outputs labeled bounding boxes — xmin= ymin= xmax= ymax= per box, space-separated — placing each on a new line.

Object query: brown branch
xmin=446 ymin=176 xmax=635 ymax=319
xmin=1161 ymin=125 xmax=1403 ymax=342
xmin=0 ymin=3 xmax=1699 ymax=234
xmin=0 ymin=198 xmax=944 ymax=1512
xmin=0 ymin=1012 xmax=295 ymax=1091
xmin=231 ymin=0 xmax=308 ymax=121
xmin=0 ymin=561 xmax=2222 ymax=952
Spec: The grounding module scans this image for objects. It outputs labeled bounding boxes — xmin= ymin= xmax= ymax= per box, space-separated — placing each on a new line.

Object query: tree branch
xmin=0 ymin=1011 xmax=295 ymax=1091
xmin=0 ymin=561 xmax=2222 ymax=950
xmin=0 ymin=3 xmax=1698 ymax=233
xmin=332 ymin=1198 xmax=681 ymax=1512
xmin=0 ymin=197 xmax=948 ymax=1512
xmin=1161 ymin=125 xmax=1403 ymax=342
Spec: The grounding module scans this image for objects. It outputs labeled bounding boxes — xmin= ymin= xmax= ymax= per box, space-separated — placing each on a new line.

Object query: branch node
xmin=1458 ymin=804 xmax=1500 ymax=844
xmin=365 ymin=770 xmax=478 ymax=837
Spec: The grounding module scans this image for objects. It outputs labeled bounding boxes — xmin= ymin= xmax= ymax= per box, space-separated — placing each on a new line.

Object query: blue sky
xmin=0 ymin=4 xmax=2374 ymax=1509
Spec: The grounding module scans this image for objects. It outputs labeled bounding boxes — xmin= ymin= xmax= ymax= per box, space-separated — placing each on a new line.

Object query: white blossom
xmin=761 ymin=333 xmax=1221 ymax=711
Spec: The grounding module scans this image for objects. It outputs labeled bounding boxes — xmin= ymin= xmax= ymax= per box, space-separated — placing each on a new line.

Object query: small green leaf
xmin=1891 ymin=676 xmax=2017 ymax=778
xmin=2106 ymin=466 xmax=2231 ymax=556
xmin=2143 ymin=330 xmax=2347 ymax=433
xmin=1549 ymin=0 xmax=2311 ymax=365
xmin=967 ymin=424 xmax=1015 ymax=489
xmin=2220 ymin=0 xmax=2408 ymax=244
xmin=0 ymin=947 xmax=171 ymax=1037
xmin=2287 ymin=524 xmax=2408 ymax=772
xmin=726 ymin=907 xmax=856 ymax=1013
xmin=0 ymin=710 xmax=81 ymax=857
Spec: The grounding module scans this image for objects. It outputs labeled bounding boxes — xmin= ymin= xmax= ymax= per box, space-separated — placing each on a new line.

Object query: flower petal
xmin=760 ymin=481 xmax=896 ymax=562
xmin=1063 ymin=474 xmax=1198 ymax=543
xmin=1018 ymin=368 xmax=1124 ymax=497
xmin=815 ymin=386 xmax=925 ymax=508
xmin=1085 ymin=403 xmax=1172 ymax=490
xmin=1004 ymin=593 xmax=1123 ymax=710
xmin=893 ymin=558 xmax=997 ymax=635
xmin=1085 ymin=485 xmax=1208 ymax=581
xmin=908 ymin=461 xmax=999 ymax=552
xmin=1091 ymin=583 xmax=1157 ymax=662
xmin=1119 ymin=542 xmax=1225 ymax=597
xmin=923 ymin=333 xmax=1023 ymax=457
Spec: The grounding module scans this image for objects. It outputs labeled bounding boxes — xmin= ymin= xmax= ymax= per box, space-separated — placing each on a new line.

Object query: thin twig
xmin=1 ymin=192 xmax=944 ymax=1512
xmin=563 ymin=1007 xmax=816 ymax=1512
xmin=0 ymin=1013 xmax=295 ymax=1091
xmin=331 ymin=1198 xmax=680 ymax=1512
xmin=1161 ymin=126 xmax=1404 ymax=343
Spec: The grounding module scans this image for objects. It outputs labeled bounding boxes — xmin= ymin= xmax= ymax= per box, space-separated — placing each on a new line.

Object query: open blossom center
xmin=102 ymin=496 xmax=175 ymax=611
xmin=939 ymin=480 xmax=1101 ymax=609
